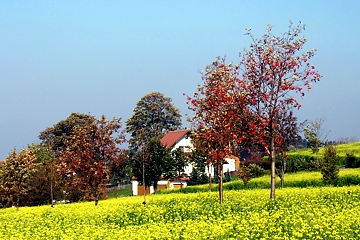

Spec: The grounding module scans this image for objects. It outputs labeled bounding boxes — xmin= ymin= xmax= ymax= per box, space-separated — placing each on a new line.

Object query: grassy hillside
xmin=161 ymin=168 xmax=360 ymax=194
xmin=287 ymin=141 xmax=360 ymax=158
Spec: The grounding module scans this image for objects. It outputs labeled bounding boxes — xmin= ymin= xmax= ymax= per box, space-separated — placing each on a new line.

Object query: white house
xmin=160 ymin=130 xmax=240 ymax=176
xmin=131 ymin=130 xmax=240 ymax=195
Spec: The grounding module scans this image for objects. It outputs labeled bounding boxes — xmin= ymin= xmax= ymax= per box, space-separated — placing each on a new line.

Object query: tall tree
xmin=186 ymin=57 xmax=254 ymax=203
xmin=126 ymin=92 xmax=182 ymax=150
xmin=58 ymin=115 xmax=126 ymax=205
xmin=239 ymin=22 xmax=321 ymax=199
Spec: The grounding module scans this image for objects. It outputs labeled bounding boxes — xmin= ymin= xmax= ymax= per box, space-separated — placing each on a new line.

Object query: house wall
xmin=171 ymin=135 xmax=194 ymax=175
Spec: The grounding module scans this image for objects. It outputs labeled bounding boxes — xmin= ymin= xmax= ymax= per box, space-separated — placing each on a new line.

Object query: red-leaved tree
xmin=186 ymin=57 xmax=255 ymax=203
xmin=239 ymin=21 xmax=321 ymax=199
xmin=58 ymin=115 xmax=126 ymax=205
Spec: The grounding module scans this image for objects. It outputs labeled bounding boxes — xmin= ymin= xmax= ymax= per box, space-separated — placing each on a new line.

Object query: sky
xmin=1 ymin=1 xmax=360 ymax=159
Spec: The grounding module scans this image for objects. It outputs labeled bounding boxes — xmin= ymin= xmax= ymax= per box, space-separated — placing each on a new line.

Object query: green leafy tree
xmin=170 ymin=148 xmax=189 ymax=192
xmin=321 ymin=145 xmax=339 ymax=184
xmin=132 ymin=136 xmax=172 ymax=193
xmin=126 ymin=92 xmax=182 ymax=151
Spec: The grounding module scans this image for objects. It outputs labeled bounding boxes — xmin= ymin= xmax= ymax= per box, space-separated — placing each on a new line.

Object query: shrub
xmin=239 ymin=166 xmax=251 ymax=186
xmin=345 ymin=152 xmax=360 ymax=168
xmin=224 ymin=169 xmax=232 ymax=182
xmin=321 ymin=145 xmax=339 ymax=184
xmin=188 ymin=168 xmax=209 ymax=186
xmin=243 ymin=154 xmax=270 ymax=170
xmin=247 ymin=163 xmax=267 ymax=178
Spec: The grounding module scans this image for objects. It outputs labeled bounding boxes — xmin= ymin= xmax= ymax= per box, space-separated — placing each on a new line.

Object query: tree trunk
xmin=280 ymin=174 xmax=284 ymax=189
xmin=50 ymin=163 xmax=54 ymax=207
xmin=179 ymin=171 xmax=183 ymax=193
xmin=218 ymin=162 xmax=223 ymax=204
xmin=270 ymin=136 xmax=276 ymax=200
xmin=95 ymin=193 xmax=99 ymax=206
xmin=208 ymin=165 xmax=212 ymax=192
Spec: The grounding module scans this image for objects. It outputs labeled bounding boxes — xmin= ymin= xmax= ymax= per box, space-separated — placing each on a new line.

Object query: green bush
xmin=188 ymin=167 xmax=209 ymax=186
xmin=224 ymin=169 xmax=232 ymax=182
xmin=247 ymin=163 xmax=267 ymax=178
xmin=286 ymin=155 xmax=320 ymax=173
xmin=345 ymin=152 xmax=360 ymax=168
xmin=321 ymin=145 xmax=339 ymax=184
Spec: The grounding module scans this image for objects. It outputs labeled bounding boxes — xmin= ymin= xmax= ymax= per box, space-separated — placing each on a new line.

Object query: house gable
xmin=160 ymin=130 xmax=192 ymax=152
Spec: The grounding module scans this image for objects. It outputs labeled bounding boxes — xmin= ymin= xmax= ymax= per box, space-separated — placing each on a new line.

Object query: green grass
xmin=160 ymin=168 xmax=360 ymax=194
xmin=106 ymin=187 xmax=132 ymax=198
xmin=288 ymin=141 xmax=360 ymax=158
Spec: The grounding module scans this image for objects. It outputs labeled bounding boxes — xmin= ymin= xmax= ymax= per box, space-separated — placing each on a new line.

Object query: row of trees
xmin=1 ymin=21 xmax=322 ymax=207
xmin=185 ymin=21 xmax=321 ymax=202
xmin=0 ymin=113 xmax=129 ymax=207
xmin=0 ymin=92 xmax=194 ymax=208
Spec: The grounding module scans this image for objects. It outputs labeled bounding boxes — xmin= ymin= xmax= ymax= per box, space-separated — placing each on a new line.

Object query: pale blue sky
xmin=1 ymin=1 xmax=360 ymax=159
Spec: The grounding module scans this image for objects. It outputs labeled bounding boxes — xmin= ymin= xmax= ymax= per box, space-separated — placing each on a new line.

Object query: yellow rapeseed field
xmin=1 ymin=184 xmax=360 ymax=239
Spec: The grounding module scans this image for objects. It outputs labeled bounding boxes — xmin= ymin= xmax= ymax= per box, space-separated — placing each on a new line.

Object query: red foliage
xmin=58 ymin=115 xmax=127 ymax=205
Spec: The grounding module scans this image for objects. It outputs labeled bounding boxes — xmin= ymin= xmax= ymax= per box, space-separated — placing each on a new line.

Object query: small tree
xmin=239 ymin=166 xmax=251 ymax=186
xmin=224 ymin=169 xmax=232 ymax=182
xmin=170 ymin=148 xmax=189 ymax=192
xmin=131 ymin=136 xmax=171 ymax=194
xmin=304 ymin=118 xmax=331 ymax=163
xmin=321 ymin=145 xmax=339 ymax=184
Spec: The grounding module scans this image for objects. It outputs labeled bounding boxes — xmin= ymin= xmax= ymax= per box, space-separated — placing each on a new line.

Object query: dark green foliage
xmin=224 ymin=169 xmax=232 ymax=182
xmin=189 ymin=149 xmax=208 ymax=172
xmin=39 ymin=112 xmax=95 ymax=152
xmin=188 ymin=167 xmax=209 ymax=186
xmin=345 ymin=152 xmax=360 ymax=168
xmin=126 ymin=92 xmax=181 ymax=151
xmin=248 ymin=163 xmax=267 ymax=178
xmin=286 ymin=155 xmax=321 ymax=173
xmin=170 ymin=148 xmax=189 ymax=178
xmin=321 ymin=145 xmax=339 ymax=184
xmin=131 ymin=136 xmax=172 ymax=193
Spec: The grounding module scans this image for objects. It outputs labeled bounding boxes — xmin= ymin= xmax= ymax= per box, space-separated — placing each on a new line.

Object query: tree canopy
xmin=58 ymin=115 xmax=126 ymax=205
xmin=39 ymin=112 xmax=96 ymax=152
xmin=186 ymin=21 xmax=321 ymax=201
xmin=126 ymin=92 xmax=182 ymax=150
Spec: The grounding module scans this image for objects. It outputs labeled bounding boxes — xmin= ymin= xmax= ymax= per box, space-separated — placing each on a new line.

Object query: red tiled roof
xmin=160 ymin=130 xmax=190 ymax=149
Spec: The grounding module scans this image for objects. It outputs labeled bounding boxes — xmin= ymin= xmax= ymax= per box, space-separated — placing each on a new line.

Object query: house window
xmin=178 ymin=146 xmax=189 ymax=152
